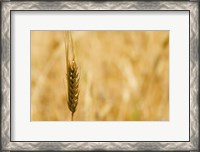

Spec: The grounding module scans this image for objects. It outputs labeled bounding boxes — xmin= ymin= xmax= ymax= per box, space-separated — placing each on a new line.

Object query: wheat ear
xmin=64 ymin=31 xmax=80 ymax=121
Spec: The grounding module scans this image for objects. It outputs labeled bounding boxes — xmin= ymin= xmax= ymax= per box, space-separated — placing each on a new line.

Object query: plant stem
xmin=71 ymin=112 xmax=74 ymax=121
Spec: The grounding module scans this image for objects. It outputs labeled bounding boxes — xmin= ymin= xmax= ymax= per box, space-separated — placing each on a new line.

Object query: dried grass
xmin=31 ymin=31 xmax=169 ymax=121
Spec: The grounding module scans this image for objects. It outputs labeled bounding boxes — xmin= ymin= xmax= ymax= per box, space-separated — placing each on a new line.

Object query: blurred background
xmin=31 ymin=31 xmax=169 ymax=121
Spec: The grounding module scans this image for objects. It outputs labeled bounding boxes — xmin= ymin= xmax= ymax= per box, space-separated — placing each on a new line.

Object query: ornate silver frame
xmin=1 ymin=1 xmax=199 ymax=151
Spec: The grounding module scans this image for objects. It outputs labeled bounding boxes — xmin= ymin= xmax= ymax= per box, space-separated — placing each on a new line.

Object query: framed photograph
xmin=1 ymin=1 xmax=199 ymax=151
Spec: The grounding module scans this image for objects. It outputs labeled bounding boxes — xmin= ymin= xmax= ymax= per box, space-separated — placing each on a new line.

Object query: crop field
xmin=31 ymin=31 xmax=169 ymax=121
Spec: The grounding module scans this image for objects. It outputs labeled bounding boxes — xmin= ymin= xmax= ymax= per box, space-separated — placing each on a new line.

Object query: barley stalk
xmin=64 ymin=31 xmax=79 ymax=121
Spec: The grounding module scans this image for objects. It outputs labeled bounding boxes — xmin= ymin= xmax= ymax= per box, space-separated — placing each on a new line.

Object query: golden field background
xmin=31 ymin=31 xmax=169 ymax=121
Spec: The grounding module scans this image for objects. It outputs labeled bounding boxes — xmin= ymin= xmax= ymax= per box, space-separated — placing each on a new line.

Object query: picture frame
xmin=1 ymin=1 xmax=199 ymax=151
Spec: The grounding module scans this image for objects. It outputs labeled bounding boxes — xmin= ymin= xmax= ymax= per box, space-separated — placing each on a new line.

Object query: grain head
xmin=64 ymin=31 xmax=80 ymax=121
